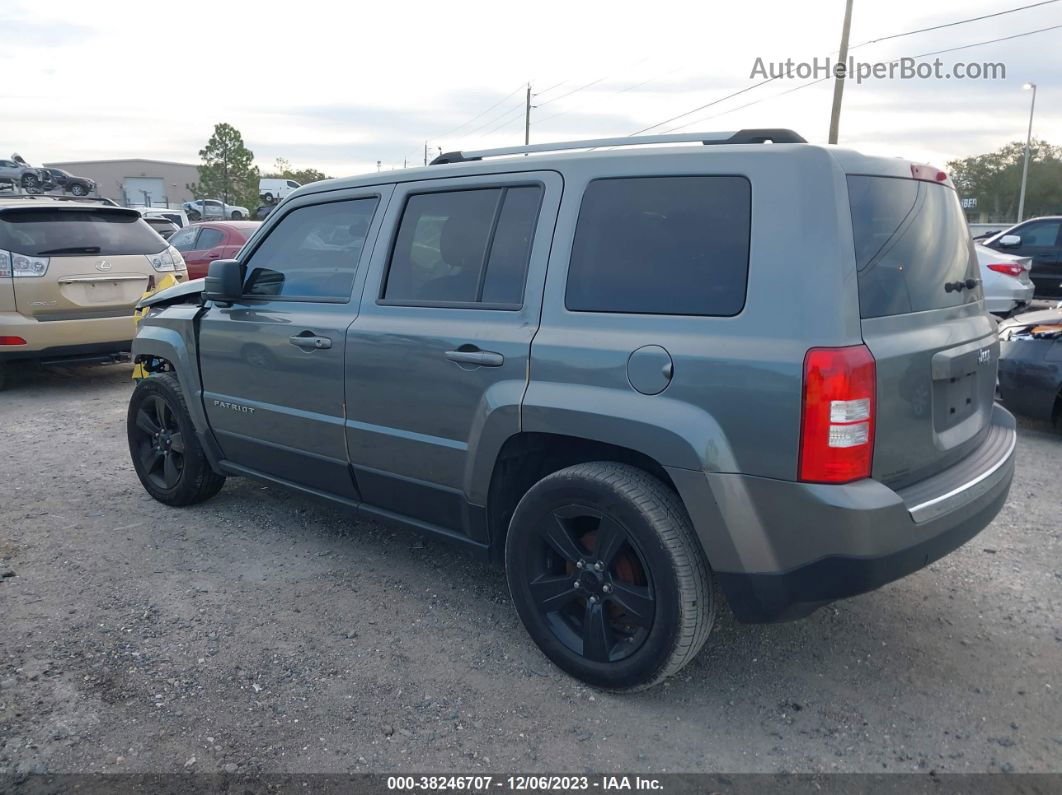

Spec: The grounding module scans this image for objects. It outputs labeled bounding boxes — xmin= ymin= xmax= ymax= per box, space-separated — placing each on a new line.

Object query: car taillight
xmin=987 ymin=263 xmax=1024 ymax=278
xmin=0 ymin=336 xmax=27 ymax=345
xmin=799 ymin=345 xmax=876 ymax=484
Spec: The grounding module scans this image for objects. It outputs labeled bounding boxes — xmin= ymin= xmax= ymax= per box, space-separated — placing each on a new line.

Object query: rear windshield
xmin=0 ymin=209 xmax=167 ymax=257
xmin=848 ymin=175 xmax=978 ymax=318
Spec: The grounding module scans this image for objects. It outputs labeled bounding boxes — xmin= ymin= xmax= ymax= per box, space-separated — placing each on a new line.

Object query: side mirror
xmin=203 ymin=258 xmax=243 ymax=304
xmin=998 ymin=234 xmax=1021 ymax=247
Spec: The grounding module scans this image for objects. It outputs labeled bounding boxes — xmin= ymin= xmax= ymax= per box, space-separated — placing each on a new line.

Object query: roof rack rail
xmin=430 ymin=128 xmax=806 ymax=165
xmin=0 ymin=192 xmax=118 ymax=205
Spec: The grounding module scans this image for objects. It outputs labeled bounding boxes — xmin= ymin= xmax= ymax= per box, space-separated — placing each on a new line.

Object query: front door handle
xmin=289 ymin=333 xmax=332 ymax=350
xmin=445 ymin=349 xmax=504 ymax=367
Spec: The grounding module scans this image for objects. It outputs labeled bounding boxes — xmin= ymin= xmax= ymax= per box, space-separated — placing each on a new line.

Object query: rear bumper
xmin=0 ymin=311 xmax=136 ymax=362
xmin=679 ymin=404 xmax=1016 ymax=623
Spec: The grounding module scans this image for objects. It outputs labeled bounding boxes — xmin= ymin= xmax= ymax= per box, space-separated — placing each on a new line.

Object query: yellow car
xmin=0 ymin=195 xmax=186 ymax=389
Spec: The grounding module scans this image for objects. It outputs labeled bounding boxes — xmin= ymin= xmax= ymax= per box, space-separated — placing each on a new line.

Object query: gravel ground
xmin=0 ymin=363 xmax=1059 ymax=776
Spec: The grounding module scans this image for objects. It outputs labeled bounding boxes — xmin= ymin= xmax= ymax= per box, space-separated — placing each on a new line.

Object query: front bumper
xmin=674 ymin=404 xmax=1017 ymax=623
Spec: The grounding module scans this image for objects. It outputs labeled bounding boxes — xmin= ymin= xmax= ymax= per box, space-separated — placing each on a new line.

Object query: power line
xmin=630 ymin=12 xmax=1062 ymax=137
xmin=452 ymin=98 xmax=527 ymax=139
xmin=435 ymin=83 xmax=527 ymax=139
xmin=534 ymin=65 xmax=687 ymax=127
xmin=478 ymin=104 xmax=530 ymax=137
xmin=849 ymin=0 xmax=1060 ymax=49
xmin=659 ymin=22 xmax=1062 ymax=135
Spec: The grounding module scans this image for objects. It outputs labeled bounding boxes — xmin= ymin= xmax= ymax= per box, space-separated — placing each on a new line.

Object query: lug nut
xmin=589 ymin=595 xmax=599 ymax=604
xmin=573 ymin=580 xmax=581 ymax=589
xmin=576 ymin=560 xmax=585 ymax=570
xmin=603 ymin=584 xmax=613 ymax=594
xmin=594 ymin=561 xmax=604 ymax=572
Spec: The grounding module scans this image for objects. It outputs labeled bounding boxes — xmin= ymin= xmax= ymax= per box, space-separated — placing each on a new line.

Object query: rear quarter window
xmin=848 ymin=175 xmax=978 ymax=318
xmin=0 ymin=208 xmax=166 ymax=256
xmin=565 ymin=176 xmax=751 ymax=316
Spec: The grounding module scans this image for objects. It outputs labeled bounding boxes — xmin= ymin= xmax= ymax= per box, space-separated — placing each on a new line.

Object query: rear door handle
xmin=289 ymin=333 xmax=332 ymax=350
xmin=445 ymin=349 xmax=504 ymax=367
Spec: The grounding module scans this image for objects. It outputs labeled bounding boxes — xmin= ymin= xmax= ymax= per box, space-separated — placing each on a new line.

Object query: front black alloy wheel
xmin=506 ymin=462 xmax=715 ymax=691
xmin=70 ymin=183 xmax=87 ymax=196
xmin=128 ymin=373 xmax=225 ymax=506
xmin=132 ymin=394 xmax=186 ymax=491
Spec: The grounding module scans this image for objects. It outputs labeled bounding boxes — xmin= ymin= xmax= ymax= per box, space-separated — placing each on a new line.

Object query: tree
xmin=264 ymin=157 xmax=330 ymax=186
xmin=947 ymin=139 xmax=1062 ymax=222
xmin=189 ymin=123 xmax=260 ymax=209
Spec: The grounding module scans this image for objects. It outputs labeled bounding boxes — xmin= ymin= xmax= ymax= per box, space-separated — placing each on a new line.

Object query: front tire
xmin=230 ymin=211 xmax=243 ymax=220
xmin=187 ymin=210 xmax=201 ymax=221
xmin=128 ymin=373 xmax=225 ymax=506
xmin=505 ymin=462 xmax=715 ymax=691
xmin=70 ymin=184 xmax=87 ymax=196
xmin=21 ymin=173 xmax=39 ymax=188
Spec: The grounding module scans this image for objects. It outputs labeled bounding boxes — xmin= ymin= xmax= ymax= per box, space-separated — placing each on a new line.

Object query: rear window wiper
xmin=35 ymin=246 xmax=102 ymax=255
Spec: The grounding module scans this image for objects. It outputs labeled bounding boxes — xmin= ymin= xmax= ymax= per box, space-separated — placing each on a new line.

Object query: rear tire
xmin=187 ymin=210 xmax=201 ymax=221
xmin=230 ymin=211 xmax=243 ymax=220
xmin=128 ymin=373 xmax=225 ymax=506
xmin=505 ymin=462 xmax=715 ymax=691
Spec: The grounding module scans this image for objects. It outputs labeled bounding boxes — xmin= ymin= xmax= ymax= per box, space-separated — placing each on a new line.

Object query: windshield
xmin=848 ymin=175 xmax=979 ymax=319
xmin=0 ymin=208 xmax=167 ymax=256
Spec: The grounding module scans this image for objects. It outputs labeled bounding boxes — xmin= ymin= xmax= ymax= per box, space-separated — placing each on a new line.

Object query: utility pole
xmin=828 ymin=0 xmax=854 ymax=144
xmin=424 ymin=141 xmax=428 ymax=166
xmin=524 ymin=83 xmax=532 ymax=146
xmin=1017 ymin=82 xmax=1037 ymax=223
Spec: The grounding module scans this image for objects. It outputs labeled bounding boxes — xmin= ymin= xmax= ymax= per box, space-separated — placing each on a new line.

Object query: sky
xmin=2 ymin=0 xmax=1060 ymax=177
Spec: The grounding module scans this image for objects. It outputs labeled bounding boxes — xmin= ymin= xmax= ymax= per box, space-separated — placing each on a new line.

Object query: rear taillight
xmin=0 ymin=336 xmax=27 ymax=346
xmin=799 ymin=345 xmax=876 ymax=484
xmin=987 ymin=263 xmax=1024 ymax=278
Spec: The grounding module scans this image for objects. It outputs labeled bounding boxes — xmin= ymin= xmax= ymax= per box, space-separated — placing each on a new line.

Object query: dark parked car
xmin=167 ymin=221 xmax=259 ymax=279
xmin=128 ymin=129 xmax=1015 ymax=691
xmin=997 ymin=303 xmax=1062 ymax=432
xmin=981 ymin=217 xmax=1062 ymax=298
xmin=42 ymin=167 xmax=96 ymax=197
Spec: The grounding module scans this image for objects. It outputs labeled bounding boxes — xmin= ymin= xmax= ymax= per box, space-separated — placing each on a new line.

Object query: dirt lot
xmin=1 ymin=363 xmax=1059 ymax=776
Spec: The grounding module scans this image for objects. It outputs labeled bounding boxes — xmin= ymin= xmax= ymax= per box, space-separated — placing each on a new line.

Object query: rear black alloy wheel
xmin=506 ymin=462 xmax=715 ymax=691
xmin=127 ymin=373 xmax=225 ymax=506
xmin=527 ymin=504 xmax=656 ymax=664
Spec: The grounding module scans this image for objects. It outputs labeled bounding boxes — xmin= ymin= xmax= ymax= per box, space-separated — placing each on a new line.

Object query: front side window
xmin=196 ymin=227 xmax=225 ymax=250
xmin=243 ymin=197 xmax=378 ymax=300
xmin=565 ymin=176 xmax=751 ymax=316
xmin=168 ymin=226 xmax=197 ymax=251
xmin=1016 ymin=221 xmax=1061 ymax=247
xmin=383 ymin=185 xmax=542 ymax=306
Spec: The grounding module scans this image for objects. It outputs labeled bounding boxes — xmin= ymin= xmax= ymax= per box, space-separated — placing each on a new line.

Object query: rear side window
xmin=383 ymin=185 xmax=542 ymax=306
xmin=848 ymin=175 xmax=978 ymax=318
xmin=565 ymin=176 xmax=751 ymax=316
xmin=0 ymin=209 xmax=167 ymax=256
xmin=243 ymin=197 xmax=378 ymax=300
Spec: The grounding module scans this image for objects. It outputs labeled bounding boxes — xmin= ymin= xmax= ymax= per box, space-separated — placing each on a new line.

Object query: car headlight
xmin=146 ymin=245 xmax=184 ymax=272
xmin=0 ymin=248 xmax=49 ymax=277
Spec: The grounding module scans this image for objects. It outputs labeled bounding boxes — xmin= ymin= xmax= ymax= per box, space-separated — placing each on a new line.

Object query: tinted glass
xmin=385 ymin=189 xmax=499 ymax=303
xmin=479 ymin=186 xmax=542 ymax=304
xmin=0 ymin=209 xmax=167 ymax=256
xmin=1017 ymin=221 xmax=1060 ymax=247
xmin=244 ymin=198 xmax=378 ymax=300
xmin=565 ymin=176 xmax=751 ymax=315
xmin=848 ymin=176 xmax=978 ymax=319
xmin=196 ymin=227 xmax=225 ymax=249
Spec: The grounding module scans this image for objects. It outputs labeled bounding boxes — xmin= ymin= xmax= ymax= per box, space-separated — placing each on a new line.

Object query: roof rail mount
xmin=431 ymin=128 xmax=806 ymax=165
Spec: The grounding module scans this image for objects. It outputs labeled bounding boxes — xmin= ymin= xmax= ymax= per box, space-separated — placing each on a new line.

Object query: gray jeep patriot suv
xmin=128 ymin=129 xmax=1017 ymax=690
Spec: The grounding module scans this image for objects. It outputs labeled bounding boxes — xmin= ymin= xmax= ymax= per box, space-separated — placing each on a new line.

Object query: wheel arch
xmin=483 ymin=431 xmax=683 ymax=561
